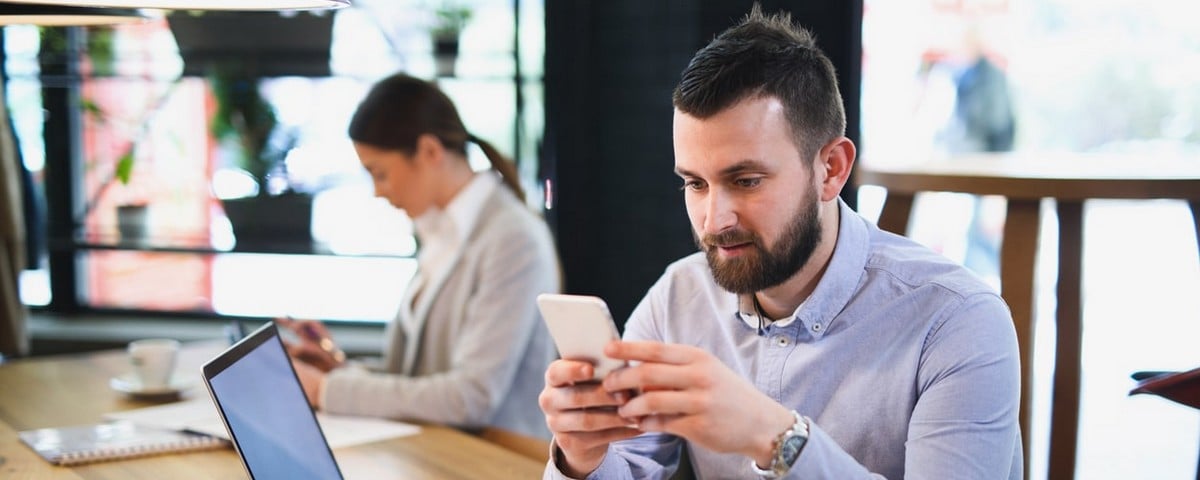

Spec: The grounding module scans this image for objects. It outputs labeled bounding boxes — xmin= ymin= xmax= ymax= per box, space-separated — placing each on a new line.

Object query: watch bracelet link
xmin=749 ymin=410 xmax=809 ymax=478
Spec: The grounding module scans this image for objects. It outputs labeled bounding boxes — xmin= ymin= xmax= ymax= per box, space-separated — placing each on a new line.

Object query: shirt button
xmin=811 ymin=323 xmax=823 ymax=332
xmin=772 ymin=335 xmax=789 ymax=347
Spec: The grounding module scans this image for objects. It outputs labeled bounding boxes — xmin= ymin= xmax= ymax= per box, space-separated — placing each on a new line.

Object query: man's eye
xmin=734 ymin=177 xmax=762 ymax=188
xmin=681 ymin=180 xmax=706 ymax=191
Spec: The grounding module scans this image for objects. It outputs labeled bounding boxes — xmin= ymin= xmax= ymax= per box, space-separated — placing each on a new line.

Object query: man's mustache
xmin=702 ymin=229 xmax=757 ymax=249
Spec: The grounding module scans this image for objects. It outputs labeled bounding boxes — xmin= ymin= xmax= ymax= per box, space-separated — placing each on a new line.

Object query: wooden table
xmin=857 ymin=152 xmax=1200 ymax=480
xmin=0 ymin=342 xmax=546 ymax=479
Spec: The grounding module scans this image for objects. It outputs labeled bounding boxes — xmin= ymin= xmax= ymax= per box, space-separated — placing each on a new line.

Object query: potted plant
xmin=46 ymin=25 xmax=153 ymax=244
xmin=166 ymin=11 xmax=336 ymax=249
xmin=79 ymin=93 xmax=169 ymax=245
xmin=208 ymin=69 xmax=313 ymax=250
xmin=431 ymin=2 xmax=472 ymax=77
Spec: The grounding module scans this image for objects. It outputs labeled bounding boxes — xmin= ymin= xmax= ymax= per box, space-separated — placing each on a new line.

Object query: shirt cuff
xmin=545 ymin=439 xmax=625 ymax=480
xmin=545 ymin=439 xmax=579 ymax=480
xmin=316 ymin=371 xmax=331 ymax=410
xmin=319 ymin=363 xmax=367 ymax=413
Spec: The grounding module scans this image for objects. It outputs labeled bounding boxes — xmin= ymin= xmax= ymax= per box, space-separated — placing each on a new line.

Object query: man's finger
xmin=546 ymin=359 xmax=596 ymax=387
xmin=548 ymin=408 xmax=640 ymax=434
xmin=616 ymin=390 xmax=699 ymax=419
xmin=604 ymin=341 xmax=697 ymax=365
xmin=633 ymin=413 xmax=688 ymax=435
xmin=555 ymin=427 xmax=643 ymax=453
xmin=544 ymin=382 xmax=629 ymax=412
xmin=603 ymin=362 xmax=694 ymax=392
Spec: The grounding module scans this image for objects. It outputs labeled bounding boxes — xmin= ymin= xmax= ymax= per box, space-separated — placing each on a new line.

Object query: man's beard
xmin=697 ymin=190 xmax=823 ymax=294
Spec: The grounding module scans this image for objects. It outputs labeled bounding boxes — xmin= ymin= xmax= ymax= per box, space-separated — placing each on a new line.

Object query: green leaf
xmin=115 ymin=152 xmax=135 ymax=184
xmin=80 ymin=98 xmax=104 ymax=122
xmin=432 ymin=2 xmax=472 ymax=37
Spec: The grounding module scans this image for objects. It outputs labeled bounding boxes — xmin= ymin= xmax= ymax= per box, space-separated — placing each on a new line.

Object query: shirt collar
xmin=737 ymin=294 xmax=801 ymax=329
xmin=444 ymin=172 xmax=499 ymax=243
xmin=412 ymin=172 xmax=499 ymax=246
xmin=733 ymin=199 xmax=870 ymax=340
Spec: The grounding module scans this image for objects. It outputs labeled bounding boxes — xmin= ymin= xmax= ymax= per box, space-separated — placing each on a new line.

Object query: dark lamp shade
xmin=0 ymin=3 xmax=153 ymax=25
xmin=2 ymin=0 xmax=348 ymax=11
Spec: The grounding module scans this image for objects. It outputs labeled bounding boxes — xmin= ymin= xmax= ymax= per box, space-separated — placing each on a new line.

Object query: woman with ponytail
xmin=280 ymin=73 xmax=560 ymax=440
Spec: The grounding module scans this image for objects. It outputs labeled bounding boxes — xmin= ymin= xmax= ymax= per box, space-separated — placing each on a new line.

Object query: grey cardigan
xmin=321 ymin=185 xmax=560 ymax=439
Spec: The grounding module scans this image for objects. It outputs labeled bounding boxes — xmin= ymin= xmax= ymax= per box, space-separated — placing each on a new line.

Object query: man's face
xmin=673 ymin=96 xmax=823 ymax=294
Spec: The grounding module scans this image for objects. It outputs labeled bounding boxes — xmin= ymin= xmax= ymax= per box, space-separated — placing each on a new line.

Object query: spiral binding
xmin=19 ymin=422 xmax=230 ymax=467
xmin=55 ymin=435 xmax=227 ymax=466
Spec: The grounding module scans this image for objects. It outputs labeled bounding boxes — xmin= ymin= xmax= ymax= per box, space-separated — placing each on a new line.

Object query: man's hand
xmin=539 ymin=358 xmax=642 ymax=478
xmin=602 ymin=341 xmax=794 ymax=467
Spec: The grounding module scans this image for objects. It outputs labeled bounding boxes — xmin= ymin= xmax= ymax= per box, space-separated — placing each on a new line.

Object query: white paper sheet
xmin=104 ymin=398 xmax=420 ymax=449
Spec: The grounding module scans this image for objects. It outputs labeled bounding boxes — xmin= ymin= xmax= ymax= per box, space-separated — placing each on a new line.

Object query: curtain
xmin=0 ymin=80 xmax=29 ymax=358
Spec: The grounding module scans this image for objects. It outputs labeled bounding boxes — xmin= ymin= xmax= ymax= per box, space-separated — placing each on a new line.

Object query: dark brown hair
xmin=672 ymin=4 xmax=846 ymax=162
xmin=348 ymin=73 xmax=525 ymax=201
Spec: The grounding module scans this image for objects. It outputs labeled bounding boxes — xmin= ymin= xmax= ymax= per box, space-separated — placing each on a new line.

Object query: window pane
xmin=210 ymin=254 xmax=415 ymax=322
xmin=861 ymin=1 xmax=1200 ymax=478
xmin=5 ymin=25 xmax=49 ymax=307
xmin=33 ymin=2 xmax=543 ymax=321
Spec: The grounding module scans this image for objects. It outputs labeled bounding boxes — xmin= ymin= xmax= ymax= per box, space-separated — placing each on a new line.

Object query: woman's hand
xmin=276 ymin=317 xmax=346 ymax=372
xmin=290 ymin=357 xmax=327 ymax=409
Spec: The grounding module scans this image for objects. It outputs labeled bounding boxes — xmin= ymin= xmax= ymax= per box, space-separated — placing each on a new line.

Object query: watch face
xmin=777 ymin=434 xmax=807 ymax=470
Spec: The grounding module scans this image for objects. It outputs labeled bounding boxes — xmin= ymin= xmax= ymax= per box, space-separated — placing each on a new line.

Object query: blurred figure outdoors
xmin=917 ymin=20 xmax=1015 ymax=285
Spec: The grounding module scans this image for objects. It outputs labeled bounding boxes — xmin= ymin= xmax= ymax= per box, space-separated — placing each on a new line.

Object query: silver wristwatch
xmin=749 ymin=410 xmax=809 ymax=478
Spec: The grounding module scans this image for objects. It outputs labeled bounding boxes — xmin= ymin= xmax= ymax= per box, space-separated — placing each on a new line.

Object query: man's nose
xmin=703 ymin=190 xmax=737 ymax=235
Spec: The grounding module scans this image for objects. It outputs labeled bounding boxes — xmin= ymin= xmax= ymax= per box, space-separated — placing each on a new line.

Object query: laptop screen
xmin=203 ymin=322 xmax=343 ymax=480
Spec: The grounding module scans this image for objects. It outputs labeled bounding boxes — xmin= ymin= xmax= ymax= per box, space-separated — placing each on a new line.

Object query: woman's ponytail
xmin=468 ymin=133 xmax=525 ymax=202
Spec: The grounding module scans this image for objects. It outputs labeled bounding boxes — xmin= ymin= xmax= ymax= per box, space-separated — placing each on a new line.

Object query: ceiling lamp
xmin=2 ymin=0 xmax=348 ymax=10
xmin=0 ymin=3 xmax=153 ymax=25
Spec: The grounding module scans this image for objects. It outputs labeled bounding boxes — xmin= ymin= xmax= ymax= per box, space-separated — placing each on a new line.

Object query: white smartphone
xmin=537 ymin=293 xmax=626 ymax=381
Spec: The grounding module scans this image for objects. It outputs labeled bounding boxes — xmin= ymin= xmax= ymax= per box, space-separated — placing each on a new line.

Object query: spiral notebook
xmin=18 ymin=420 xmax=229 ymax=466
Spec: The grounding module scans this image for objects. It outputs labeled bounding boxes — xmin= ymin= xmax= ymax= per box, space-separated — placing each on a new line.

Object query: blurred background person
xmin=280 ymin=73 xmax=560 ymax=439
xmin=916 ymin=21 xmax=1015 ymax=284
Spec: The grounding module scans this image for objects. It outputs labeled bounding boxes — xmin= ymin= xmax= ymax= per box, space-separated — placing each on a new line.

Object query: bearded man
xmin=538 ymin=5 xmax=1021 ymax=480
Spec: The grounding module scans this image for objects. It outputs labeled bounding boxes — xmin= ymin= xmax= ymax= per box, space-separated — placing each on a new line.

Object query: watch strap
xmin=749 ymin=410 xmax=809 ymax=478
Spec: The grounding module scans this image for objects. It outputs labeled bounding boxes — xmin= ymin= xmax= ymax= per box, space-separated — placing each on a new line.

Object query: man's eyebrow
xmin=718 ymin=159 xmax=766 ymax=176
xmin=674 ymin=159 xmax=766 ymax=178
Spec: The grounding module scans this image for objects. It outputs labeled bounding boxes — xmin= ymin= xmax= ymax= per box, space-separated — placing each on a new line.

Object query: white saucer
xmin=110 ymin=373 xmax=194 ymax=397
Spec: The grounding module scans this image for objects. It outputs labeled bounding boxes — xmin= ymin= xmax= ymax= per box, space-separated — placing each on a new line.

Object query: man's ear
xmin=414 ymin=133 xmax=446 ymax=167
xmin=816 ymin=137 xmax=856 ymax=202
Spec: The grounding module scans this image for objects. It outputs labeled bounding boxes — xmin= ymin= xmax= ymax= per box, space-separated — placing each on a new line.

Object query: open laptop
xmin=202 ymin=321 xmax=344 ymax=480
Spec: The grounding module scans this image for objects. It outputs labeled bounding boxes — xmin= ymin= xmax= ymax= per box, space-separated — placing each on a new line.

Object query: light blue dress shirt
xmin=547 ymin=200 xmax=1022 ymax=479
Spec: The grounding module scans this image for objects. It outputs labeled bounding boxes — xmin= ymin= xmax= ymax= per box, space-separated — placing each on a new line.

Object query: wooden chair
xmin=1130 ymin=368 xmax=1200 ymax=480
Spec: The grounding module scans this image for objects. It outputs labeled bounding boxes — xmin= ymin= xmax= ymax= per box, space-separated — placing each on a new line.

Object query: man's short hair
xmin=672 ymin=4 xmax=847 ymax=162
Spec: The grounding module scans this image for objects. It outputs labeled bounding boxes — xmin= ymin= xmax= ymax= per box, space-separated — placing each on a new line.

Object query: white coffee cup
xmin=127 ymin=338 xmax=180 ymax=389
